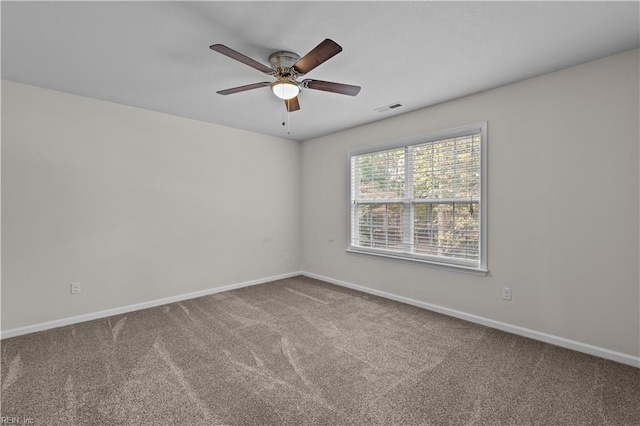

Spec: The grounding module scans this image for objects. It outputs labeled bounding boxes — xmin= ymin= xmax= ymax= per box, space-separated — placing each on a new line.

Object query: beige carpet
xmin=1 ymin=275 xmax=639 ymax=425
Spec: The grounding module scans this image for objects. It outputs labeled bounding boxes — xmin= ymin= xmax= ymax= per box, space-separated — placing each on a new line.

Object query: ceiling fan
xmin=209 ymin=39 xmax=361 ymax=112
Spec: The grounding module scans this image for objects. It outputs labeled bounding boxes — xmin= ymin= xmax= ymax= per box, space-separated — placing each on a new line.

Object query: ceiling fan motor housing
xmin=268 ymin=51 xmax=301 ymax=77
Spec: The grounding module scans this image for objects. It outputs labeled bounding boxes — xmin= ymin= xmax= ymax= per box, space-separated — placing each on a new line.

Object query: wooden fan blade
xmin=303 ymin=79 xmax=361 ymax=96
xmin=285 ymin=97 xmax=300 ymax=112
xmin=292 ymin=39 xmax=342 ymax=75
xmin=217 ymin=82 xmax=270 ymax=95
xmin=210 ymin=44 xmax=274 ymax=74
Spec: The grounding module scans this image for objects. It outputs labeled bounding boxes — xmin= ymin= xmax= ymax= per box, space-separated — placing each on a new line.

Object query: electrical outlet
xmin=502 ymin=287 xmax=512 ymax=301
xmin=71 ymin=282 xmax=81 ymax=295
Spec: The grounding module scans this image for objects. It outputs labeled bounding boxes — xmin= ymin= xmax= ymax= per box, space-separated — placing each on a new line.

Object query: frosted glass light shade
xmin=271 ymin=81 xmax=300 ymax=100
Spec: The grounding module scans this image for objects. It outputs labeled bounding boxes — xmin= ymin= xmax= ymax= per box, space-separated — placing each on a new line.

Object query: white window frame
xmin=347 ymin=122 xmax=488 ymax=275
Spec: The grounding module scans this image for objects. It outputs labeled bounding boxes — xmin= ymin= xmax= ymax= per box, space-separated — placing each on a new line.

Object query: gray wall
xmin=301 ymin=50 xmax=640 ymax=357
xmin=1 ymin=81 xmax=302 ymax=331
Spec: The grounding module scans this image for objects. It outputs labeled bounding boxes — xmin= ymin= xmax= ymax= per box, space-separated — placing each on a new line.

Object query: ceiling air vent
xmin=374 ymin=102 xmax=403 ymax=113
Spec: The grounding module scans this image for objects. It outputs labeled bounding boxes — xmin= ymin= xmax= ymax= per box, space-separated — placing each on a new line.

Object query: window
xmin=348 ymin=123 xmax=487 ymax=274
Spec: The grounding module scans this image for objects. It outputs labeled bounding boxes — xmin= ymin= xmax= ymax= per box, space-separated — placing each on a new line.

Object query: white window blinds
xmin=349 ymin=123 xmax=487 ymax=272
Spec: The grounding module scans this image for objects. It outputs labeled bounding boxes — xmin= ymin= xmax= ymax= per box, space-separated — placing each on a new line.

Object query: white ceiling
xmin=2 ymin=1 xmax=639 ymax=141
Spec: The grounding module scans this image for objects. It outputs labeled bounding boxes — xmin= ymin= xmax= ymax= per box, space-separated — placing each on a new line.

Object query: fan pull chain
xmin=282 ymin=102 xmax=291 ymax=135
xmin=282 ymin=106 xmax=286 ymax=129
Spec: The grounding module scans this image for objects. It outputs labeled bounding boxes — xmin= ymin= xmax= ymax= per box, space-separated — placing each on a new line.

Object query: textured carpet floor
xmin=1 ymin=275 xmax=639 ymax=425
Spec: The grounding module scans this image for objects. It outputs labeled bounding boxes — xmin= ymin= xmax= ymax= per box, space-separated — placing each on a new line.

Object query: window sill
xmin=345 ymin=248 xmax=488 ymax=276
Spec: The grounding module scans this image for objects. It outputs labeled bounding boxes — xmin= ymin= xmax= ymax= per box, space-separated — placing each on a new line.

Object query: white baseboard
xmin=0 ymin=271 xmax=303 ymax=340
xmin=302 ymin=272 xmax=640 ymax=368
xmin=3 ymin=270 xmax=638 ymax=368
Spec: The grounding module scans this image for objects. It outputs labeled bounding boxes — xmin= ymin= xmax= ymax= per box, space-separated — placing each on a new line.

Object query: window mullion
xmin=403 ymin=146 xmax=414 ymax=252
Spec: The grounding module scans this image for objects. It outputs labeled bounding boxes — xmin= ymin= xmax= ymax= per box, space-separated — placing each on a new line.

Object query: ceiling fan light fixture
xmin=271 ymin=80 xmax=300 ymax=100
